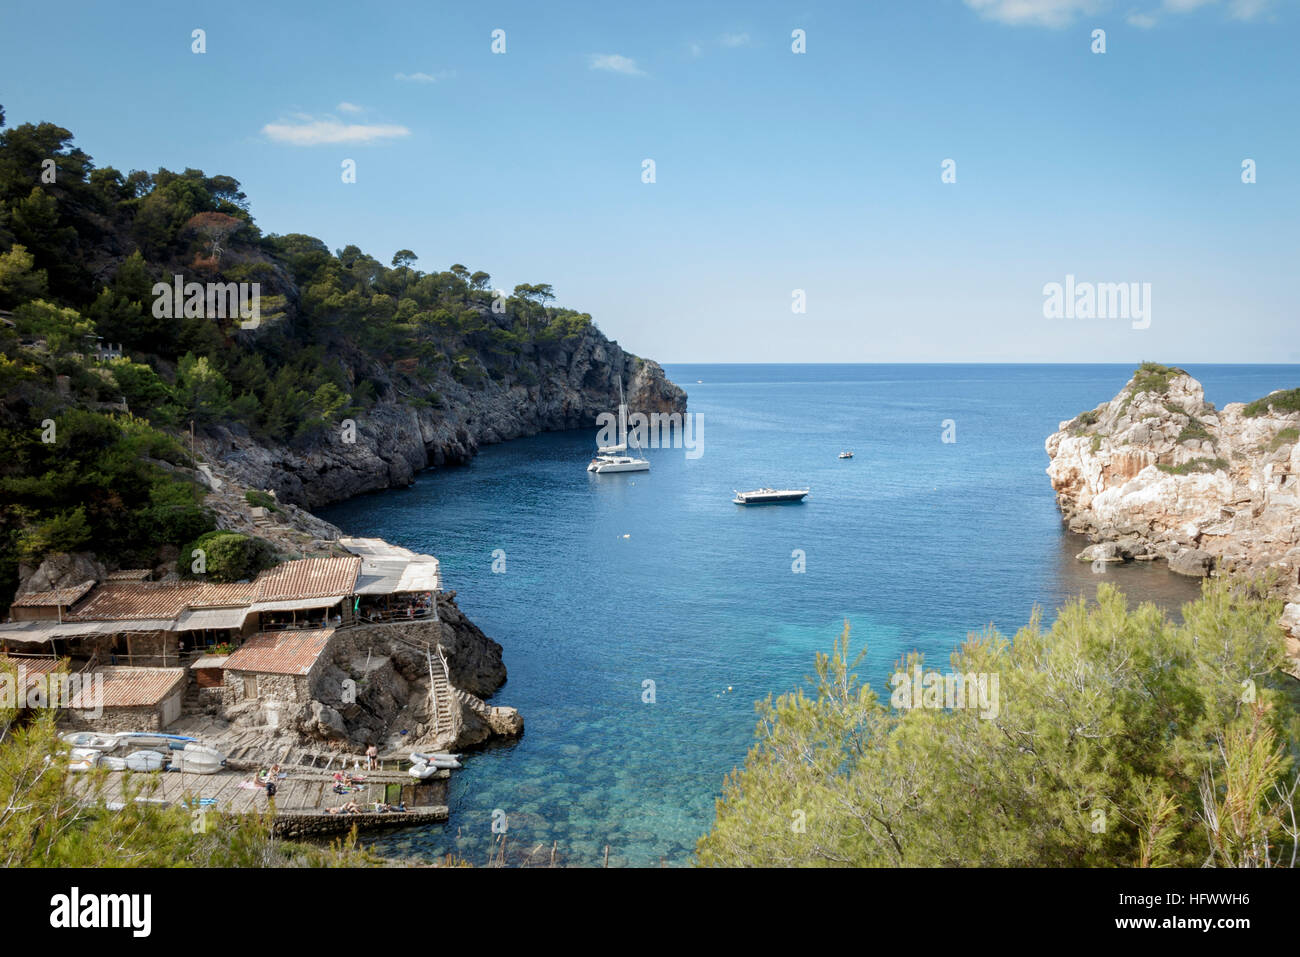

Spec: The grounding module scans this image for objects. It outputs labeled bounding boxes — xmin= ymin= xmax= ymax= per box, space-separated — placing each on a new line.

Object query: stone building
xmin=220 ymin=628 xmax=336 ymax=715
xmin=65 ymin=665 xmax=187 ymax=732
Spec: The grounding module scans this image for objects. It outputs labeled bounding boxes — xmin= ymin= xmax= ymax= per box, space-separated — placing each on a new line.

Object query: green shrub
xmin=1156 ymin=457 xmax=1229 ymax=475
xmin=697 ymin=580 xmax=1293 ymax=868
xmin=1268 ymin=427 xmax=1299 ymax=451
xmin=244 ymin=489 xmax=280 ymax=511
xmin=1176 ymin=418 xmax=1211 ymax=444
xmin=180 ymin=530 xmax=275 ymax=581
xmin=1243 ymin=388 xmax=1300 ymax=418
xmin=1131 ymin=361 xmax=1185 ymax=396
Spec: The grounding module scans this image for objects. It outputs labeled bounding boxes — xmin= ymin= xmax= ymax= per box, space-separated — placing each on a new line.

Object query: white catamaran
xmin=587 ymin=379 xmax=649 ymax=473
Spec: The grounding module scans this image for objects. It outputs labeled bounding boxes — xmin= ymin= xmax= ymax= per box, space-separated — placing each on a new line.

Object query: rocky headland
xmin=201 ymin=333 xmax=686 ymax=509
xmin=1044 ymin=363 xmax=1300 ymax=664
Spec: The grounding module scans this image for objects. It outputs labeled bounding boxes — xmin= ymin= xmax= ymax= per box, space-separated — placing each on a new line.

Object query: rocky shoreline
xmin=202 ymin=332 xmax=687 ymax=510
xmin=1044 ymin=364 xmax=1300 ymax=666
xmin=16 ymin=336 xmax=687 ymax=771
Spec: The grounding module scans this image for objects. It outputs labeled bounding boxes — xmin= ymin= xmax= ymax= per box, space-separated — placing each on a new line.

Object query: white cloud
xmin=688 ymin=42 xmax=703 ymax=58
xmin=1126 ymin=10 xmax=1159 ymax=25
xmin=394 ymin=70 xmax=455 ymax=83
xmin=336 ymin=101 xmax=363 ymax=113
xmin=262 ymin=118 xmax=410 ymax=146
xmin=720 ymin=31 xmax=752 ymax=47
xmin=588 ymin=53 xmax=646 ymax=76
xmin=963 ymin=0 xmax=1105 ymax=27
xmin=1163 ymin=0 xmax=1216 ymax=10
xmin=1227 ymin=0 xmax=1271 ymax=19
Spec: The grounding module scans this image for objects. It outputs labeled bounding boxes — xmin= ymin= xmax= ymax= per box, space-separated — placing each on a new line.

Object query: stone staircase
xmin=430 ymin=645 xmax=455 ymax=734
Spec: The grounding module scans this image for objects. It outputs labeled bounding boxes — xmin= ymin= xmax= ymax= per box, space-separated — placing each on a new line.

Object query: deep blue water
xmin=319 ymin=363 xmax=1297 ymax=867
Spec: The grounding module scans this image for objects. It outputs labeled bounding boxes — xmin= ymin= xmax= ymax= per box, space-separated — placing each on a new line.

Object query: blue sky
xmin=1 ymin=0 xmax=1296 ymax=362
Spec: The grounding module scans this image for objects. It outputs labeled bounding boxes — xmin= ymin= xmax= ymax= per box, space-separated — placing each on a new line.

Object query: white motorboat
xmin=733 ymin=487 xmax=811 ymax=505
xmin=838 ymin=450 xmax=854 ymax=459
xmin=60 ymin=731 xmax=119 ymax=751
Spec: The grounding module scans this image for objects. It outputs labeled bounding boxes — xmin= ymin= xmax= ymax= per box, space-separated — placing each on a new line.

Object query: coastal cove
xmin=319 ymin=363 xmax=1298 ymax=866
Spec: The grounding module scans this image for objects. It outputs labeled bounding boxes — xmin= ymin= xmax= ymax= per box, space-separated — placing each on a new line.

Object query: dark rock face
xmin=202 ymin=333 xmax=687 ymax=510
xmin=434 ymin=591 xmax=507 ymax=698
xmin=298 ymin=598 xmax=512 ymax=752
xmin=16 ymin=552 xmax=106 ymax=595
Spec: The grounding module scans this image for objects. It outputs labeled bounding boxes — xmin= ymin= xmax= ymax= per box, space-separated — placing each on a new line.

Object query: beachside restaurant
xmin=254 ymin=596 xmax=347 ymax=631
xmin=341 ymin=537 xmax=440 ymax=624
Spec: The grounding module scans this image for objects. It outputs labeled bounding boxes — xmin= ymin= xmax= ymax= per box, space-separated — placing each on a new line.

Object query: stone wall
xmin=271 ymin=804 xmax=447 ymax=840
xmin=64 ymin=703 xmax=163 ymax=733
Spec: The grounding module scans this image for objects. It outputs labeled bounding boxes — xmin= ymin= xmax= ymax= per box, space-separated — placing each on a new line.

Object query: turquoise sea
xmin=319 ymin=363 xmax=1297 ymax=866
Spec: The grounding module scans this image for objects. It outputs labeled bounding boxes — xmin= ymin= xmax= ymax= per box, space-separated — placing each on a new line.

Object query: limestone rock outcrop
xmin=1045 ymin=365 xmax=1300 ymax=663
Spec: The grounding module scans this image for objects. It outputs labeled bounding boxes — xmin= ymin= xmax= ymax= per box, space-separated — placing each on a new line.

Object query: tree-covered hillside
xmin=0 ymin=107 xmax=607 ymax=609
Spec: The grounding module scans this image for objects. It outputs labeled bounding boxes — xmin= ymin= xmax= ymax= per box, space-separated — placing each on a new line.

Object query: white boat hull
xmin=733 ymin=488 xmax=810 ymax=505
xmin=124 ymin=749 xmax=167 ymax=772
xmin=61 ymin=731 xmax=120 ymax=751
xmin=588 ymin=458 xmax=650 ymax=473
xmin=173 ymin=744 xmax=225 ymax=774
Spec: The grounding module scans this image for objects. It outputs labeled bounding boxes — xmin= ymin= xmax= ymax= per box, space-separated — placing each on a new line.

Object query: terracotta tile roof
xmin=104 ymin=569 xmax=152 ymax=582
xmin=189 ymin=582 xmax=256 ymax=607
xmin=69 ymin=666 xmax=186 ymax=709
xmin=223 ymin=629 xmax=335 ymax=676
xmin=68 ymin=582 xmax=202 ymax=621
xmin=252 ymin=558 xmax=360 ymax=602
xmin=0 ymin=656 xmax=64 ymax=688
xmin=11 ymin=580 xmax=95 ymax=608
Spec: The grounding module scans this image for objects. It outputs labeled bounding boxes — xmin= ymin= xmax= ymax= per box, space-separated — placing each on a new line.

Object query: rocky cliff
xmin=1045 ymin=364 xmax=1300 ymax=661
xmin=200 ymin=334 xmax=686 ymax=509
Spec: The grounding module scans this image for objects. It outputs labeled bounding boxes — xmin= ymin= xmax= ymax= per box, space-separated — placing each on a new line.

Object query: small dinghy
xmin=410 ymin=751 xmax=462 ymax=769
xmin=172 ymin=744 xmax=225 ymax=774
xmin=68 ymin=748 xmax=100 ymax=771
xmin=100 ymin=756 xmax=127 ymax=772
xmin=124 ymin=749 xmax=167 ymax=772
xmin=60 ymin=731 xmax=119 ymax=751
xmin=408 ymin=762 xmax=441 ymax=780
xmin=410 ymin=751 xmax=461 ymax=764
xmin=116 ymin=732 xmax=196 ymax=750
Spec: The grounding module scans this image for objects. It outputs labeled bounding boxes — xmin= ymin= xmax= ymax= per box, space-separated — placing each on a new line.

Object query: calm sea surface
xmin=319 ymin=363 xmax=1297 ymax=866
